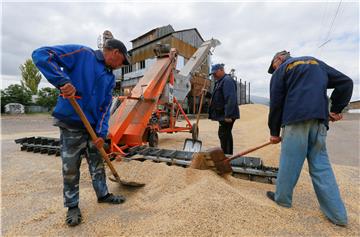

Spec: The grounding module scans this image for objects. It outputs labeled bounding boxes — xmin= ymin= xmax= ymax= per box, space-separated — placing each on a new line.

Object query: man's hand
xmin=60 ymin=83 xmax=76 ymax=97
xmin=329 ymin=112 xmax=343 ymax=122
xmin=115 ymin=155 xmax=123 ymax=162
xmin=270 ymin=136 xmax=281 ymax=144
xmin=93 ymin=137 xmax=104 ymax=149
xmin=224 ymin=118 xmax=233 ymax=123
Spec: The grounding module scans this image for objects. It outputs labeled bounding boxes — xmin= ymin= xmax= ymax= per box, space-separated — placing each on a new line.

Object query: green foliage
xmin=1 ymin=84 xmax=32 ymax=112
xmin=37 ymin=87 xmax=59 ymax=109
xmin=19 ymin=59 xmax=42 ymax=94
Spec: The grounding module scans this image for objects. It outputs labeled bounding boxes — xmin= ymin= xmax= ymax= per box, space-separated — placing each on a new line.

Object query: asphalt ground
xmin=2 ymin=112 xmax=359 ymax=167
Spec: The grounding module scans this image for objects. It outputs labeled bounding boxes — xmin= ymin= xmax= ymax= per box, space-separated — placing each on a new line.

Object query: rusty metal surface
xmin=130 ymin=38 xmax=172 ymax=63
xmin=108 ymin=49 xmax=177 ymax=146
xmin=190 ymin=76 xmax=211 ymax=96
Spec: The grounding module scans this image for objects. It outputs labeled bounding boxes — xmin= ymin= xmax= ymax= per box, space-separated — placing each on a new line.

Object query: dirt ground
xmin=1 ymin=104 xmax=359 ymax=236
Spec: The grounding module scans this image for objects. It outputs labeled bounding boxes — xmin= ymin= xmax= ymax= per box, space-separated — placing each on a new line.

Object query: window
xmin=139 ymin=60 xmax=145 ymax=69
xmin=123 ymin=66 xmax=128 ymax=74
xmin=176 ymin=55 xmax=185 ymax=70
xmin=122 ymin=65 xmax=133 ymax=74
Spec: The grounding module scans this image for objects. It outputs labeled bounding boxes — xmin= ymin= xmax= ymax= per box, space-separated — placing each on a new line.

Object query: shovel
xmin=68 ymin=97 xmax=145 ymax=187
xmin=191 ymin=141 xmax=273 ymax=175
xmin=183 ymin=138 xmax=202 ymax=152
xmin=183 ymin=88 xmax=207 ymax=152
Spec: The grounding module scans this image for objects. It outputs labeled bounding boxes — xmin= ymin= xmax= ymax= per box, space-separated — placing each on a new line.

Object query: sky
xmin=1 ymin=0 xmax=359 ymax=101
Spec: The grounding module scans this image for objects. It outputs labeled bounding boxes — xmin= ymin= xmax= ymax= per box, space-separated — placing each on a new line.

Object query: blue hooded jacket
xmin=32 ymin=45 xmax=115 ymax=139
xmin=208 ymin=74 xmax=240 ymax=121
xmin=269 ymin=56 xmax=353 ymax=136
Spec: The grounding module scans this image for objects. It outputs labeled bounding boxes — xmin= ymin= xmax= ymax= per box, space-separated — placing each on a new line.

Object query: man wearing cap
xmin=266 ymin=51 xmax=353 ymax=226
xmin=208 ymin=63 xmax=240 ymax=155
xmin=32 ymin=39 xmax=131 ymax=226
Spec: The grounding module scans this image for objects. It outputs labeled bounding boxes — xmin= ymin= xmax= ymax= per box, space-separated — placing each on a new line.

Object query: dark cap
xmin=104 ymin=39 xmax=131 ymax=65
xmin=268 ymin=50 xmax=290 ymax=74
xmin=210 ymin=63 xmax=224 ymax=75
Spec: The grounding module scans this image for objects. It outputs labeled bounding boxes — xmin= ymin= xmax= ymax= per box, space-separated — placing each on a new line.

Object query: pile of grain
xmin=159 ymin=104 xmax=281 ymax=167
xmin=3 ymin=104 xmax=359 ymax=236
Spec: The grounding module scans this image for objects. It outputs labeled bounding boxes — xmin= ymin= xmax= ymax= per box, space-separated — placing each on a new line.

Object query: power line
xmin=318 ymin=0 xmax=342 ymax=49
xmin=318 ymin=39 xmax=332 ymax=49
xmin=316 ymin=2 xmax=330 ymax=46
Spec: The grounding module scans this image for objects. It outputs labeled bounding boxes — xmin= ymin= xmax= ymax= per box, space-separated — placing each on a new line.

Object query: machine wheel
xmin=191 ymin=123 xmax=199 ymax=140
xmin=148 ymin=131 xmax=159 ymax=147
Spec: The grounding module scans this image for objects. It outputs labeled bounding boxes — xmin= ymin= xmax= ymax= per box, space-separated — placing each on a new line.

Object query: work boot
xmin=66 ymin=206 xmax=82 ymax=227
xmin=266 ymin=191 xmax=276 ymax=202
xmin=326 ymin=217 xmax=347 ymax=227
xmin=98 ymin=193 xmax=126 ymax=204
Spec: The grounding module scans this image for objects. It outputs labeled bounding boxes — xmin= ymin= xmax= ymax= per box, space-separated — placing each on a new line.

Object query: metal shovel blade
xmin=183 ymin=138 xmax=202 ymax=152
xmin=109 ymin=176 xmax=145 ymax=187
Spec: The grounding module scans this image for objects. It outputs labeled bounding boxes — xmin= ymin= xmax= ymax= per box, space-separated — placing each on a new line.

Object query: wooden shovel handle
xmin=68 ymin=97 xmax=121 ymax=180
xmin=195 ymin=91 xmax=206 ymax=127
xmin=228 ymin=141 xmax=272 ymax=162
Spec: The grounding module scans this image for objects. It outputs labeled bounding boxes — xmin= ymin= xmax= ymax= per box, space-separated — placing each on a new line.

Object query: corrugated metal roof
xmin=173 ymin=28 xmax=205 ymax=42
xmin=130 ymin=25 xmax=174 ymax=42
xmin=129 ymin=28 xmax=204 ymax=52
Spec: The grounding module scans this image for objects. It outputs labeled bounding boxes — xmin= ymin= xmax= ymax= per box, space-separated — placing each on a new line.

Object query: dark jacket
xmin=32 ymin=45 xmax=115 ymax=139
xmin=209 ymin=74 xmax=240 ymax=121
xmin=268 ymin=56 xmax=353 ymax=136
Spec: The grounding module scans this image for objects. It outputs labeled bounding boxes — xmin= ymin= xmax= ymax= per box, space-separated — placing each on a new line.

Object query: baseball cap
xmin=210 ymin=63 xmax=224 ymax=75
xmin=104 ymin=39 xmax=131 ymax=65
xmin=268 ymin=50 xmax=290 ymax=74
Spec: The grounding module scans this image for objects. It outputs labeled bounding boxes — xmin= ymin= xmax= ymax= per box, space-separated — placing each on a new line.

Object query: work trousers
xmin=60 ymin=127 xmax=108 ymax=208
xmin=218 ymin=120 xmax=235 ymax=155
xmin=275 ymin=119 xmax=347 ymax=225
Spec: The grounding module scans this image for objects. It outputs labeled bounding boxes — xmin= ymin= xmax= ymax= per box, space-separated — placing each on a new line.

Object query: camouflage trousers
xmin=59 ymin=127 xmax=108 ymax=208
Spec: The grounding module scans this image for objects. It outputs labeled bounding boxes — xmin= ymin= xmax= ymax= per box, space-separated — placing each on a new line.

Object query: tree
xmin=19 ymin=59 xmax=42 ymax=94
xmin=37 ymin=87 xmax=59 ymax=110
xmin=1 ymin=84 xmax=32 ymax=112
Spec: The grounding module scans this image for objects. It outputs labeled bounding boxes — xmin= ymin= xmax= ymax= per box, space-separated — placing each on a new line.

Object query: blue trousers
xmin=60 ymin=127 xmax=108 ymax=208
xmin=275 ymin=120 xmax=347 ymax=225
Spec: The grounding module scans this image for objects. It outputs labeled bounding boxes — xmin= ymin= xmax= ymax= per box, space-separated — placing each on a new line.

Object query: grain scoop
xmin=68 ymin=97 xmax=145 ymax=187
xmin=183 ymin=88 xmax=207 ymax=152
xmin=191 ymin=141 xmax=272 ymax=175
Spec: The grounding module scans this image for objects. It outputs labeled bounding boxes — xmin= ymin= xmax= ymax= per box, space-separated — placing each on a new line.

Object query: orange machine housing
xmin=107 ymin=48 xmax=194 ymax=154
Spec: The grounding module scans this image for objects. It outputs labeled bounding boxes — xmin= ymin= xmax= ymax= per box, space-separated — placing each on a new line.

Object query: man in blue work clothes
xmin=208 ymin=63 xmax=240 ymax=155
xmin=266 ymin=50 xmax=353 ymax=226
xmin=32 ymin=39 xmax=131 ymax=226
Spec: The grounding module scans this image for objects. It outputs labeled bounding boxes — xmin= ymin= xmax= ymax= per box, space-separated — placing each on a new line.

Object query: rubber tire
xmin=148 ymin=131 xmax=159 ymax=147
xmin=191 ymin=123 xmax=199 ymax=140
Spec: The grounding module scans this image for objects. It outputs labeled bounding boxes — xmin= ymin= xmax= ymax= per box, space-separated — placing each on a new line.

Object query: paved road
xmin=1 ymin=113 xmax=359 ymax=167
xmin=327 ymin=113 xmax=360 ymax=167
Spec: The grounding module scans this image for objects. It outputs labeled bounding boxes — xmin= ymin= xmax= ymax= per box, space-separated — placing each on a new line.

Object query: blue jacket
xmin=209 ymin=74 xmax=240 ymax=121
xmin=269 ymin=56 xmax=353 ymax=136
xmin=32 ymin=45 xmax=115 ymax=139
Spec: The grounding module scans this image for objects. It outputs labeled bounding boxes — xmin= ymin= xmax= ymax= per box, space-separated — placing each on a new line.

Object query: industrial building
xmin=112 ymin=25 xmax=250 ymax=113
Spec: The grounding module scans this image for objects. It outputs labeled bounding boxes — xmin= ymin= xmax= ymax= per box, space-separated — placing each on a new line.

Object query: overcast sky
xmin=1 ymin=0 xmax=359 ymax=100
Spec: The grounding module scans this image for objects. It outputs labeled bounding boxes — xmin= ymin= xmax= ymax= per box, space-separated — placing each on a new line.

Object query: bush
xmin=1 ymin=84 xmax=32 ymax=113
xmin=36 ymin=87 xmax=59 ymax=110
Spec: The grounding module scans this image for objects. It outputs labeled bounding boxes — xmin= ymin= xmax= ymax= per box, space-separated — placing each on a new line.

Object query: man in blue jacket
xmin=32 ymin=39 xmax=131 ymax=226
xmin=208 ymin=63 xmax=240 ymax=155
xmin=266 ymin=50 xmax=353 ymax=226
